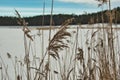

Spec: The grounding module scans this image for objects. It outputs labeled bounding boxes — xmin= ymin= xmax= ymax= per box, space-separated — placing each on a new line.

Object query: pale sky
xmin=0 ymin=0 xmax=119 ymax=17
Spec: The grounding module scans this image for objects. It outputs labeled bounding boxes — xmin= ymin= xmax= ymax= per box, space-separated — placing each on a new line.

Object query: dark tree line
xmin=0 ymin=7 xmax=120 ymax=26
xmin=0 ymin=16 xmax=17 ymax=26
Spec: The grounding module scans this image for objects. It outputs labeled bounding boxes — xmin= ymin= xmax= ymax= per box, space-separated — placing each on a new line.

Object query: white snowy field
xmin=0 ymin=24 xmax=120 ymax=80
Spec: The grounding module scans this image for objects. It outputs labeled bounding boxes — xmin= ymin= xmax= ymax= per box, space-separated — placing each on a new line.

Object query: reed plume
xmin=48 ymin=18 xmax=74 ymax=60
xmin=15 ymin=10 xmax=33 ymax=41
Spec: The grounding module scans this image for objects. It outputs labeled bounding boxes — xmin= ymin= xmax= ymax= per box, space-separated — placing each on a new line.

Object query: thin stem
xmin=47 ymin=0 xmax=54 ymax=80
xmin=108 ymin=0 xmax=116 ymax=79
xmin=73 ymin=27 xmax=79 ymax=80
xmin=24 ymin=33 xmax=30 ymax=80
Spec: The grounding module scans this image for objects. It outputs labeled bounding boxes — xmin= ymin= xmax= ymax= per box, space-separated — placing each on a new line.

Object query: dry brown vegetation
xmin=0 ymin=0 xmax=120 ymax=80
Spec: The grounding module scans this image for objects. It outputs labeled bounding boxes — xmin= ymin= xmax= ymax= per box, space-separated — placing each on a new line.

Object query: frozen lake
xmin=0 ymin=24 xmax=120 ymax=80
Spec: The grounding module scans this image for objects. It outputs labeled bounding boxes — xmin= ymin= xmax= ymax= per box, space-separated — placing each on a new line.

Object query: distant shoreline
xmin=0 ymin=7 xmax=120 ymax=26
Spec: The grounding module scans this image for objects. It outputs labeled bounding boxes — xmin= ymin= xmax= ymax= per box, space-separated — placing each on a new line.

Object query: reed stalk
xmin=15 ymin=10 xmax=33 ymax=80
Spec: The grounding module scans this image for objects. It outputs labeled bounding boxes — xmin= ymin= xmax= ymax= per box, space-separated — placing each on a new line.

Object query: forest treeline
xmin=0 ymin=7 xmax=120 ymax=26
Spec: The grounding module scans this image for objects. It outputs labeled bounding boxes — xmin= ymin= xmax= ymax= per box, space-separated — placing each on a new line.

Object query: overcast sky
xmin=0 ymin=0 xmax=120 ymax=17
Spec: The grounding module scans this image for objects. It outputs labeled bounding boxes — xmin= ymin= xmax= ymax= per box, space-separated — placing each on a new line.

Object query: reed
xmin=14 ymin=9 xmax=119 ymax=80
xmin=0 ymin=0 xmax=119 ymax=80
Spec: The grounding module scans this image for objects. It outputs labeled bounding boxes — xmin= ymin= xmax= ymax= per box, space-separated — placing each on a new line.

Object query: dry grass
xmin=0 ymin=1 xmax=120 ymax=80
